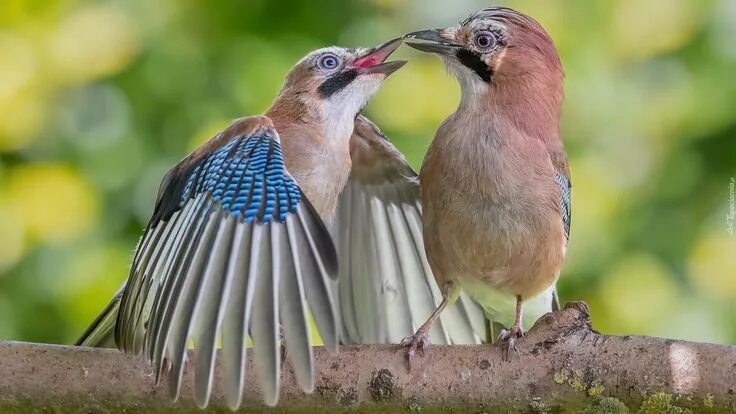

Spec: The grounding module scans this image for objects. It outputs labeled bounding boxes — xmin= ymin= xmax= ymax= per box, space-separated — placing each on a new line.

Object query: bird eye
xmin=317 ymin=54 xmax=340 ymax=70
xmin=475 ymin=33 xmax=496 ymax=50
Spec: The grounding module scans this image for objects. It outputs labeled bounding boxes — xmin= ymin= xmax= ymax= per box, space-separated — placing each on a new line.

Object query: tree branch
xmin=1 ymin=302 xmax=734 ymax=413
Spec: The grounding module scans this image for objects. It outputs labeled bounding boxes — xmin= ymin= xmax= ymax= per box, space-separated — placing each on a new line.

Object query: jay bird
xmin=76 ymin=38 xmax=486 ymax=408
xmin=400 ymin=7 xmax=571 ymax=362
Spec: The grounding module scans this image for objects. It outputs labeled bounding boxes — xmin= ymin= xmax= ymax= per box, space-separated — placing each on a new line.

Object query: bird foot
xmin=498 ymin=325 xmax=524 ymax=361
xmin=280 ymin=344 xmax=288 ymax=371
xmin=162 ymin=355 xmax=191 ymax=372
xmin=399 ymin=331 xmax=431 ymax=370
xmin=279 ymin=325 xmax=288 ymax=371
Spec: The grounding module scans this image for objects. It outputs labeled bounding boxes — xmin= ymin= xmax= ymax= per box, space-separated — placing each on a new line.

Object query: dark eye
xmin=475 ymin=33 xmax=496 ymax=49
xmin=318 ymin=53 xmax=340 ymax=70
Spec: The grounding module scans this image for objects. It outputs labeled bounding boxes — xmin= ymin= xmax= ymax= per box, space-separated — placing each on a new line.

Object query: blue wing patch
xmin=555 ymin=171 xmax=571 ymax=240
xmin=180 ymin=131 xmax=301 ymax=223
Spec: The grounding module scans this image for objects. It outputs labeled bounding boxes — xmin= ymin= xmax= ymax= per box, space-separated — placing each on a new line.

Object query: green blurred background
xmin=0 ymin=0 xmax=734 ymax=346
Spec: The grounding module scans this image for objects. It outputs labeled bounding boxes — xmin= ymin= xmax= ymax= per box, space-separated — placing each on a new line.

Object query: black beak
xmin=403 ymin=29 xmax=461 ymax=56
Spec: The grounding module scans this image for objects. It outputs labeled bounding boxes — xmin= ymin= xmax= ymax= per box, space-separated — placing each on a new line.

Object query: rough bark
xmin=1 ymin=302 xmax=734 ymax=413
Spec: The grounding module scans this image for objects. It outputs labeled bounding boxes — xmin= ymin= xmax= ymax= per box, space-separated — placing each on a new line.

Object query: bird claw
xmin=400 ymin=331 xmax=430 ymax=370
xmin=279 ymin=325 xmax=288 ymax=371
xmin=498 ymin=325 xmax=524 ymax=361
xmin=156 ymin=358 xmax=173 ymax=385
xmin=280 ymin=344 xmax=288 ymax=371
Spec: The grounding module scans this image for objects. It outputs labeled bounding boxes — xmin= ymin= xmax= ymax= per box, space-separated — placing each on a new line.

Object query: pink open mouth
xmin=351 ymin=37 xmax=403 ymax=69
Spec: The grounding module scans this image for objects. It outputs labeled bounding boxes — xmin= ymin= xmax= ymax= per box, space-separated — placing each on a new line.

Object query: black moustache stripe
xmin=456 ymin=49 xmax=492 ymax=83
xmin=318 ymin=69 xmax=359 ymax=98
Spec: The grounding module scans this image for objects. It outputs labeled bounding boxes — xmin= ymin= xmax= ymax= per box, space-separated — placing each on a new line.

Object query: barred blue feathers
xmin=555 ymin=170 xmax=571 ymax=240
xmin=180 ymin=132 xmax=301 ymax=223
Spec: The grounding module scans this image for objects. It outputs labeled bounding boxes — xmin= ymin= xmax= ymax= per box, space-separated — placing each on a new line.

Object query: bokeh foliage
xmin=0 ymin=0 xmax=734 ymax=345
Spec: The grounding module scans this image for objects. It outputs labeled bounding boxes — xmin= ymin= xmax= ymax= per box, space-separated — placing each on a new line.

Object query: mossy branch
xmin=1 ymin=302 xmax=734 ymax=413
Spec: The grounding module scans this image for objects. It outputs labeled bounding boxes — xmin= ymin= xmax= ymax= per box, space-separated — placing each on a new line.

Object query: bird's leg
xmin=498 ymin=295 xmax=524 ymax=360
xmin=279 ymin=325 xmax=288 ymax=371
xmin=551 ymin=287 xmax=561 ymax=312
xmin=400 ymin=293 xmax=451 ymax=369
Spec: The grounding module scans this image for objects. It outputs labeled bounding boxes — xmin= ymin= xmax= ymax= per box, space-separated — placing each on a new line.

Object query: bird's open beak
xmin=352 ymin=37 xmax=407 ymax=76
xmin=404 ymin=29 xmax=461 ymax=56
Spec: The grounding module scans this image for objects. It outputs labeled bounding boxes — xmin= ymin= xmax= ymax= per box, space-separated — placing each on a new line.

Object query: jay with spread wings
xmin=76 ymin=38 xmax=486 ymax=409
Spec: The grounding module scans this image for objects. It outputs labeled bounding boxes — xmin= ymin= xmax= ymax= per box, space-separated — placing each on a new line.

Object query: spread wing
xmin=113 ymin=116 xmax=337 ymax=409
xmin=330 ymin=115 xmax=487 ymax=345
